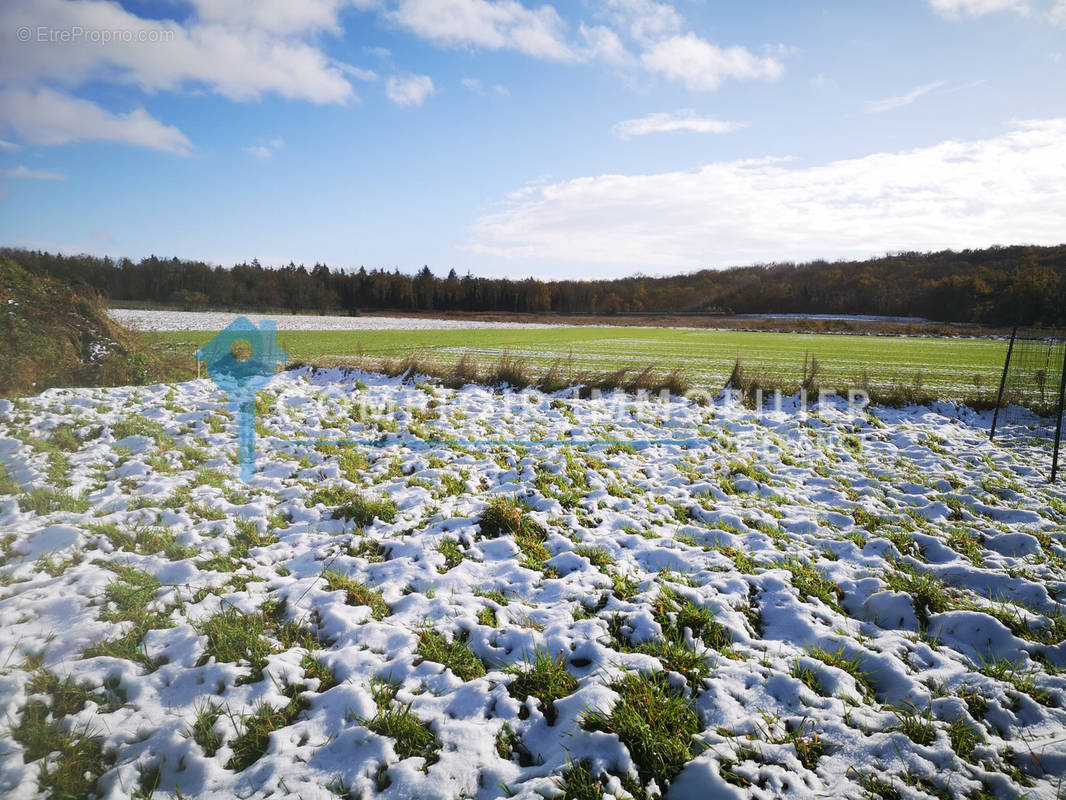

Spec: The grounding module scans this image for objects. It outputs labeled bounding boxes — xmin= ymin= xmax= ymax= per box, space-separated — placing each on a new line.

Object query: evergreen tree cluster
xmin=4 ymin=244 xmax=1064 ymax=326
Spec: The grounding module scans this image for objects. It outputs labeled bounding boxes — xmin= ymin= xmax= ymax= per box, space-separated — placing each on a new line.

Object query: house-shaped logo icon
xmin=195 ymin=317 xmax=287 ymax=480
xmin=195 ymin=317 xmax=287 ymax=397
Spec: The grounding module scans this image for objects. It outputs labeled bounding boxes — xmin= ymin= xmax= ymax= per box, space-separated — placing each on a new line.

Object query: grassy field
xmin=143 ymin=327 xmax=1009 ymax=402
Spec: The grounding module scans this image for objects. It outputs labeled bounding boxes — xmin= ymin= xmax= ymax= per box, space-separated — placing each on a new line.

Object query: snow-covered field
xmin=109 ymin=309 xmax=582 ymax=332
xmin=1 ymin=370 xmax=1065 ymax=799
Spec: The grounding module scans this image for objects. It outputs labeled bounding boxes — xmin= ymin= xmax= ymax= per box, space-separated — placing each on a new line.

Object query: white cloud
xmin=389 ymin=0 xmax=575 ymax=61
xmin=640 ymin=34 xmax=784 ymax=91
xmin=0 ymin=0 xmax=385 ymax=154
xmin=589 ymin=1 xmax=789 ymax=91
xmin=0 ymin=139 xmax=20 ymax=152
xmin=0 ymin=0 xmax=357 ymax=104
xmin=2 ymin=165 xmax=66 ymax=180
xmin=386 ymin=74 xmax=436 ymax=106
xmin=612 ymin=111 xmax=745 ymax=139
xmin=339 ymin=64 xmax=379 ymax=81
xmin=461 ymin=77 xmax=508 ymax=95
xmin=0 ymin=0 xmax=794 ymax=163
xmin=0 ymin=87 xmax=192 ymax=154
xmin=864 ymin=80 xmax=947 ymax=113
xmin=243 ymin=137 xmax=284 ymax=158
xmin=603 ymin=0 xmax=682 ymax=45
xmin=385 ymin=0 xmax=787 ymax=92
xmin=467 ymin=118 xmax=1066 ymax=269
xmin=187 ymin=0 xmax=376 ymax=35
xmin=579 ymin=24 xmax=633 ymax=66
xmin=929 ymin=0 xmax=1029 ymax=16
xmin=931 ymin=0 xmax=1066 ymax=23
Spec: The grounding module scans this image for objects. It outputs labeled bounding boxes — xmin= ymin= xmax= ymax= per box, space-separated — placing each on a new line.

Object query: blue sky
xmin=1 ymin=0 xmax=1064 ymax=279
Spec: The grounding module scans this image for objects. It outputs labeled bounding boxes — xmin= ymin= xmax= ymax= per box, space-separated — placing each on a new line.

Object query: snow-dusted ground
xmin=109 ymin=309 xmax=583 ymax=332
xmin=736 ymin=313 xmax=931 ymax=324
xmin=1 ymin=371 xmax=1065 ymax=800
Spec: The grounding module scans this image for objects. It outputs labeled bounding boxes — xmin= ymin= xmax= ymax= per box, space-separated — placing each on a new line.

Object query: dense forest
xmin=3 ymin=244 xmax=1065 ymax=326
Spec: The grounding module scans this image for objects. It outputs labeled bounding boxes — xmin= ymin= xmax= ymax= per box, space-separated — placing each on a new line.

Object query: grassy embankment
xmin=0 ymin=259 xmax=184 ymax=397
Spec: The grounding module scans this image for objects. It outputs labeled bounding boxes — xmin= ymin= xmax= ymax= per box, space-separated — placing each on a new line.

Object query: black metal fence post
xmin=1051 ymin=340 xmax=1066 ymax=482
xmin=990 ymin=327 xmax=1017 ymax=441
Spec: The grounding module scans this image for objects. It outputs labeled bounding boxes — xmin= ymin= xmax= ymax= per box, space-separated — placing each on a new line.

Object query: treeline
xmin=3 ymin=244 xmax=1065 ymax=326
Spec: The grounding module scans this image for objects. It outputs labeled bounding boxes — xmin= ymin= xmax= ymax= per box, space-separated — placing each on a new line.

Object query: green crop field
xmin=144 ymin=326 xmax=1009 ymax=402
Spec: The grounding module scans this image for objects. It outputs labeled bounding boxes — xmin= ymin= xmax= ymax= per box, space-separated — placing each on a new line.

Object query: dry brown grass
xmin=1 ymin=258 xmax=188 ymax=396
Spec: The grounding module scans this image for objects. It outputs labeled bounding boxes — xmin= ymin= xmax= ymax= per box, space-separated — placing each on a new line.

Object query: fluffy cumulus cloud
xmin=389 ymin=0 xmax=576 ymax=61
xmin=578 ymin=24 xmax=632 ymax=66
xmin=929 ymin=0 xmax=1029 ymax=16
xmin=0 ymin=0 xmax=793 ymax=156
xmin=603 ymin=0 xmax=683 ymax=44
xmin=591 ymin=0 xmax=785 ymax=90
xmin=0 ymin=87 xmax=192 ymax=154
xmin=467 ymin=119 xmax=1066 ymax=269
xmin=611 ymin=111 xmax=744 ymax=139
xmin=187 ymin=0 xmax=374 ymax=35
xmin=0 ymin=0 xmax=356 ymax=103
xmin=0 ymin=0 xmax=370 ymax=154
xmin=386 ymin=74 xmax=436 ymax=106
xmin=389 ymin=0 xmax=785 ymax=89
xmin=640 ymin=34 xmax=784 ymax=91
xmin=930 ymin=0 xmax=1066 ymax=21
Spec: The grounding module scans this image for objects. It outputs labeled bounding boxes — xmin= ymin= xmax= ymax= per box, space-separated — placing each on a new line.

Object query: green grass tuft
xmin=891 ymin=705 xmax=937 ymax=746
xmin=581 ymin=671 xmax=700 ymax=790
xmin=415 ymin=628 xmax=486 ymax=682
xmin=435 ymin=537 xmax=464 ymax=573
xmin=225 ymin=689 xmax=307 ymax=771
xmin=18 ymin=487 xmax=90 ymax=515
xmin=197 ymin=605 xmax=276 ymax=682
xmin=806 ymin=644 xmax=875 ymax=700
xmin=478 ymin=496 xmax=554 ymax=574
xmin=357 ymin=696 xmax=441 ymax=765
xmin=189 ymin=701 xmax=224 ymax=756
xmin=505 ymin=648 xmax=578 ymax=725
xmin=322 ymin=570 xmax=390 ymax=620
xmin=556 ymin=758 xmax=604 ymax=799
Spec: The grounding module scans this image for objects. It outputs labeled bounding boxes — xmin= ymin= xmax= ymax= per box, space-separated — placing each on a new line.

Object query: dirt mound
xmin=0 ymin=258 xmax=176 ymax=396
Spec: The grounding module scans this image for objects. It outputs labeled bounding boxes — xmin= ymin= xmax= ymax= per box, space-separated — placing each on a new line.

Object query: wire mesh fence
xmin=990 ymin=328 xmax=1066 ymax=481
